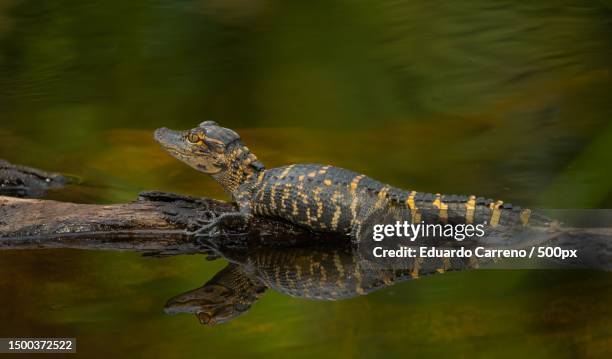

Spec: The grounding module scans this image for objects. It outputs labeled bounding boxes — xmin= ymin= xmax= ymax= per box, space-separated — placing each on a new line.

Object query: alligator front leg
xmin=190 ymin=192 xmax=254 ymax=239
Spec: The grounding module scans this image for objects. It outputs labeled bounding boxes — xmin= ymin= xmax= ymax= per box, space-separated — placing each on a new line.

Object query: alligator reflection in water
xmin=164 ymin=239 xmax=479 ymax=326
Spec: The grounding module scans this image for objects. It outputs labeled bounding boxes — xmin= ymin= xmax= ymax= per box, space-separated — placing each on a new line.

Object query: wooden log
xmin=0 ymin=191 xmax=317 ymax=252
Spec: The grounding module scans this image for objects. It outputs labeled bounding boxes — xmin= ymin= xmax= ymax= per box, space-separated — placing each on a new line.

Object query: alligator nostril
xmin=153 ymin=128 xmax=167 ymax=141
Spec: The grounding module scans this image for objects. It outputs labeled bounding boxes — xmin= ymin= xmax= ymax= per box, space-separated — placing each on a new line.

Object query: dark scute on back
xmin=201 ymin=123 xmax=242 ymax=146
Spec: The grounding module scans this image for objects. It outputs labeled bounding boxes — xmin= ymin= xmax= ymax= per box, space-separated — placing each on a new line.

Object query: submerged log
xmin=0 ymin=159 xmax=69 ymax=198
xmin=0 ymin=191 xmax=316 ymax=252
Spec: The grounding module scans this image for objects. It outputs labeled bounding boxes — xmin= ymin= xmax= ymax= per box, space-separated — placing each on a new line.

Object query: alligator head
xmin=154 ymin=121 xmax=264 ymax=193
xmin=164 ymin=263 xmax=267 ymax=326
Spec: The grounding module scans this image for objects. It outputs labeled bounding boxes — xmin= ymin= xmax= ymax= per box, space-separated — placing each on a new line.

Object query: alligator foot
xmin=183 ymin=210 xmax=219 ymax=237
xmin=189 ymin=212 xmax=250 ymax=242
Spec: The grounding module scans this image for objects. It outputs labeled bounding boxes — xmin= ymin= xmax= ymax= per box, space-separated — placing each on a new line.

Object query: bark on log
xmin=0 ymin=191 xmax=320 ymax=252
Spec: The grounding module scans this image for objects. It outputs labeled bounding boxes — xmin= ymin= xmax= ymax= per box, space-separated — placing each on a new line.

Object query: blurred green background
xmin=0 ymin=0 xmax=611 ymax=357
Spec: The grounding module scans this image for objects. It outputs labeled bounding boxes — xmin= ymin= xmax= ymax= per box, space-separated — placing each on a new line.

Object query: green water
xmin=1 ymin=0 xmax=611 ymax=357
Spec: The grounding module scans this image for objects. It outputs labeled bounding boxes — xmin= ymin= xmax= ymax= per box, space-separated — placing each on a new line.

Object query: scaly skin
xmin=154 ymin=122 xmax=542 ymax=238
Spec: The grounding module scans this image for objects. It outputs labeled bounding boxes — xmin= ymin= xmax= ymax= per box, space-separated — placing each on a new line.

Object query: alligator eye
xmin=186 ymin=133 xmax=201 ymax=144
xmin=213 ymin=144 xmax=225 ymax=154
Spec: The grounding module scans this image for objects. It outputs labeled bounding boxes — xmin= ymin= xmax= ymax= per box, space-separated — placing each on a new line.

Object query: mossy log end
xmin=0 ymin=159 xmax=69 ymax=198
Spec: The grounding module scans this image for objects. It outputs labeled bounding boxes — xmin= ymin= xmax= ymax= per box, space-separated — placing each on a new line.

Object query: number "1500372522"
xmin=1 ymin=338 xmax=76 ymax=353
xmin=9 ymin=340 xmax=72 ymax=351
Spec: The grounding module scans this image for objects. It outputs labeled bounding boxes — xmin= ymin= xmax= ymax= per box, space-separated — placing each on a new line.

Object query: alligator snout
xmin=153 ymin=127 xmax=169 ymax=143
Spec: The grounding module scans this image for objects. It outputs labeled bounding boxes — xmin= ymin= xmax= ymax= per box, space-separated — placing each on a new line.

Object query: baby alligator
xmin=154 ymin=122 xmax=543 ymax=239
